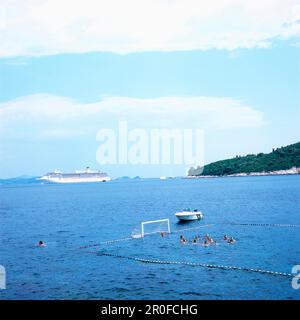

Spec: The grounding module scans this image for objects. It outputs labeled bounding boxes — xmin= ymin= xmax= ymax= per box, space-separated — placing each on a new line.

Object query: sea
xmin=0 ymin=175 xmax=300 ymax=300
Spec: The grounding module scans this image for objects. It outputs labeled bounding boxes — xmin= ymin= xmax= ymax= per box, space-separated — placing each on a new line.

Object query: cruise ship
xmin=40 ymin=167 xmax=111 ymax=183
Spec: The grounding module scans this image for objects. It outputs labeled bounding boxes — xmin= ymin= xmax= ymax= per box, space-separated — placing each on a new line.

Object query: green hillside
xmin=188 ymin=141 xmax=300 ymax=176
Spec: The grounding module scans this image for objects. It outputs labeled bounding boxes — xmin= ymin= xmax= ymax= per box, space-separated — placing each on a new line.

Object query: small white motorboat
xmin=175 ymin=209 xmax=204 ymax=221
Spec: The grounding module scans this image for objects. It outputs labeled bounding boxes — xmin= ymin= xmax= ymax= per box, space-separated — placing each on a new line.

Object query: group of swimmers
xmin=180 ymin=233 xmax=236 ymax=246
xmin=223 ymin=235 xmax=236 ymax=244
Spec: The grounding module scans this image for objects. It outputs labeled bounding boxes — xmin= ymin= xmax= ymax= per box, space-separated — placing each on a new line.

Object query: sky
xmin=0 ymin=0 xmax=300 ymax=178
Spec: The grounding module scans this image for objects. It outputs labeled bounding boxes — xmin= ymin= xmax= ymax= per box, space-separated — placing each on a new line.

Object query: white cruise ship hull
xmin=40 ymin=167 xmax=111 ymax=184
xmin=41 ymin=176 xmax=111 ymax=183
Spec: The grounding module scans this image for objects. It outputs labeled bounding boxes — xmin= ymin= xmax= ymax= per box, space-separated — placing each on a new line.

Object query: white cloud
xmin=0 ymin=94 xmax=266 ymax=140
xmin=0 ymin=0 xmax=300 ymax=57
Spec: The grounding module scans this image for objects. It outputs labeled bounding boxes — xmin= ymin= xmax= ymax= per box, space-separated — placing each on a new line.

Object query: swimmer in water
xmin=202 ymin=239 xmax=210 ymax=247
xmin=224 ymin=235 xmax=229 ymax=241
xmin=211 ymin=239 xmax=217 ymax=245
xmin=206 ymin=233 xmax=215 ymax=243
xmin=180 ymin=235 xmax=188 ymax=244
xmin=205 ymin=233 xmax=212 ymax=242
xmin=37 ymin=240 xmax=46 ymax=247
xmin=193 ymin=236 xmax=199 ymax=243
xmin=227 ymin=237 xmax=236 ymax=244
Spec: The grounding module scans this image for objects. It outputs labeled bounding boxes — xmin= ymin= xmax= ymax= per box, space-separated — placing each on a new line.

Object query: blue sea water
xmin=0 ymin=175 xmax=300 ymax=300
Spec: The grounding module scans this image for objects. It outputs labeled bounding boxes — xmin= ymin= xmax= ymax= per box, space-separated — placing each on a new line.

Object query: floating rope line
xmin=79 ymin=236 xmax=133 ymax=249
xmin=172 ymin=224 xmax=215 ymax=233
xmin=224 ymin=222 xmax=300 ymax=228
xmin=93 ymin=251 xmax=292 ymax=278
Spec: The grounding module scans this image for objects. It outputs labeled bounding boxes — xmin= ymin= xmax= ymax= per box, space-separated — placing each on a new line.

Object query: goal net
xmin=131 ymin=219 xmax=171 ymax=238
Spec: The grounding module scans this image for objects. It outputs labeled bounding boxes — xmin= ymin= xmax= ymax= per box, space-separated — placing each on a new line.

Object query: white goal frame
xmin=141 ymin=218 xmax=171 ymax=238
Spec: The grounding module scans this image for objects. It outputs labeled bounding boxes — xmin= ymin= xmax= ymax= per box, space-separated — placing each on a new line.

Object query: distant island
xmin=188 ymin=141 xmax=300 ymax=177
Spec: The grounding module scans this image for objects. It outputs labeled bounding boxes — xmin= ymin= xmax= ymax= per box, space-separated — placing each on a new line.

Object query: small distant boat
xmin=175 ymin=209 xmax=203 ymax=221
